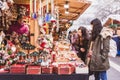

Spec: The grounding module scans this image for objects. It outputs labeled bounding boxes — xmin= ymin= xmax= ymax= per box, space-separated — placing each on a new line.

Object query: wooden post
xmin=30 ymin=0 xmax=40 ymax=46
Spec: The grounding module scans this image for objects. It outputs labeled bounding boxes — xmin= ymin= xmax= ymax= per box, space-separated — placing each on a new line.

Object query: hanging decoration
xmin=45 ymin=13 xmax=51 ymax=23
xmin=32 ymin=0 xmax=37 ymax=19
xmin=38 ymin=0 xmax=43 ymax=26
xmin=50 ymin=0 xmax=56 ymax=23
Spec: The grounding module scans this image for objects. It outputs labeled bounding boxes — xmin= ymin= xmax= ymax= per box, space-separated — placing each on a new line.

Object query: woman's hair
xmin=16 ymin=14 xmax=23 ymax=21
xmin=69 ymin=31 xmax=72 ymax=34
xmin=78 ymin=26 xmax=89 ymax=40
xmin=91 ymin=18 xmax=103 ymax=41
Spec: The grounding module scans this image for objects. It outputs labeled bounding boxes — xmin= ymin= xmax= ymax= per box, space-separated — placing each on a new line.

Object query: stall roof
xmin=54 ymin=0 xmax=91 ymax=23
xmin=13 ymin=0 xmax=91 ymax=24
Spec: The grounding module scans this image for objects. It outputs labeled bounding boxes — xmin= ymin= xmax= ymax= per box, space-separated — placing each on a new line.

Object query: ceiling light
xmin=64 ymin=4 xmax=69 ymax=8
xmin=65 ymin=8 xmax=69 ymax=14
xmin=65 ymin=10 xmax=69 ymax=14
xmin=64 ymin=1 xmax=69 ymax=8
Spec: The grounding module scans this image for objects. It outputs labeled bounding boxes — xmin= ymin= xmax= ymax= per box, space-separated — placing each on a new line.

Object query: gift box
xmin=26 ymin=65 xmax=41 ymax=74
xmin=75 ymin=66 xmax=88 ymax=74
xmin=0 ymin=68 xmax=9 ymax=74
xmin=54 ymin=64 xmax=75 ymax=75
xmin=41 ymin=66 xmax=53 ymax=74
xmin=0 ymin=65 xmax=5 ymax=69
xmin=10 ymin=64 xmax=26 ymax=74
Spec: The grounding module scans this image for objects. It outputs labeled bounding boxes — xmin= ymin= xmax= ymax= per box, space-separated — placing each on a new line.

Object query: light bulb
xmin=64 ymin=4 xmax=69 ymax=8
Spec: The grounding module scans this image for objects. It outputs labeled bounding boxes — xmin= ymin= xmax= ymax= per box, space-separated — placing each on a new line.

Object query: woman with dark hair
xmin=91 ymin=18 xmax=103 ymax=41
xmin=68 ymin=31 xmax=72 ymax=43
xmin=89 ymin=18 xmax=111 ymax=80
xmin=71 ymin=30 xmax=79 ymax=54
xmin=77 ymin=26 xmax=89 ymax=62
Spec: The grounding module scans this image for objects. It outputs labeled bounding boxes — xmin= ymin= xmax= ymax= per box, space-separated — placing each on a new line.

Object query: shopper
xmin=88 ymin=18 xmax=111 ymax=80
xmin=77 ymin=26 xmax=89 ymax=62
xmin=7 ymin=14 xmax=29 ymax=35
xmin=71 ymin=30 xmax=79 ymax=54
xmin=68 ymin=31 xmax=72 ymax=43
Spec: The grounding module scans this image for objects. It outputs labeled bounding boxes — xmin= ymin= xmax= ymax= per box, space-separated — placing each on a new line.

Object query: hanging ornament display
xmin=32 ymin=0 xmax=37 ymax=19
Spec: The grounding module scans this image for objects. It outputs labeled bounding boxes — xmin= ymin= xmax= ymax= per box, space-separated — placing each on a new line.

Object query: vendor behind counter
xmin=7 ymin=14 xmax=29 ymax=36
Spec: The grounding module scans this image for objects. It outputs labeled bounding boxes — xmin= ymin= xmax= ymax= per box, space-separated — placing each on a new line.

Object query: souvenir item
xmin=26 ymin=65 xmax=41 ymax=74
xmin=45 ymin=13 xmax=51 ymax=23
xmin=41 ymin=66 xmax=53 ymax=74
xmin=10 ymin=64 xmax=26 ymax=74
xmin=54 ymin=64 xmax=75 ymax=75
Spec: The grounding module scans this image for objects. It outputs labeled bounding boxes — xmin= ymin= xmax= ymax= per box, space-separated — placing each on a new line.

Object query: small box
xmin=41 ymin=66 xmax=53 ymax=74
xmin=26 ymin=65 xmax=41 ymax=74
xmin=10 ymin=64 xmax=26 ymax=74
xmin=54 ymin=64 xmax=75 ymax=75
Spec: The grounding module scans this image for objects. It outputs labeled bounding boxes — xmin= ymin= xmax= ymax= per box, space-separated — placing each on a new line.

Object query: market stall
xmin=104 ymin=18 xmax=120 ymax=56
xmin=0 ymin=0 xmax=91 ymax=80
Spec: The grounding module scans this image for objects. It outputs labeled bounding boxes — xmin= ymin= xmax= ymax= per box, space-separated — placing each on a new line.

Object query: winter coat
xmin=77 ymin=39 xmax=89 ymax=63
xmin=90 ymin=27 xmax=112 ymax=71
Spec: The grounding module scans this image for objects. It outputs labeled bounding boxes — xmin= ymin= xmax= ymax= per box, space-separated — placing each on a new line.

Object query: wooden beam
xmin=13 ymin=0 xmax=30 ymax=4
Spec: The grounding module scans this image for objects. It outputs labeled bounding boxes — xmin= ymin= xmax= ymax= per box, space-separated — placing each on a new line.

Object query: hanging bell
xmin=32 ymin=13 xmax=37 ymax=19
xmin=45 ymin=13 xmax=51 ymax=23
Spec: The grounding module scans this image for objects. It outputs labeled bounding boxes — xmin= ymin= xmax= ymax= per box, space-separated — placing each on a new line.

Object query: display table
xmin=0 ymin=73 xmax=88 ymax=80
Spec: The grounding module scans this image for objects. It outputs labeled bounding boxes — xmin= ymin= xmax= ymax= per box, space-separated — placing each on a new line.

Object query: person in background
xmin=7 ymin=14 xmax=29 ymax=35
xmin=89 ymin=18 xmax=111 ymax=80
xmin=77 ymin=26 xmax=89 ymax=63
xmin=68 ymin=31 xmax=72 ymax=43
xmin=70 ymin=30 xmax=79 ymax=54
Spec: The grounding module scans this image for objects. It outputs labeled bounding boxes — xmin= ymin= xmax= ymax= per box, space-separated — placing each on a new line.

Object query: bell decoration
xmin=45 ymin=13 xmax=51 ymax=23
xmin=32 ymin=13 xmax=37 ymax=19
